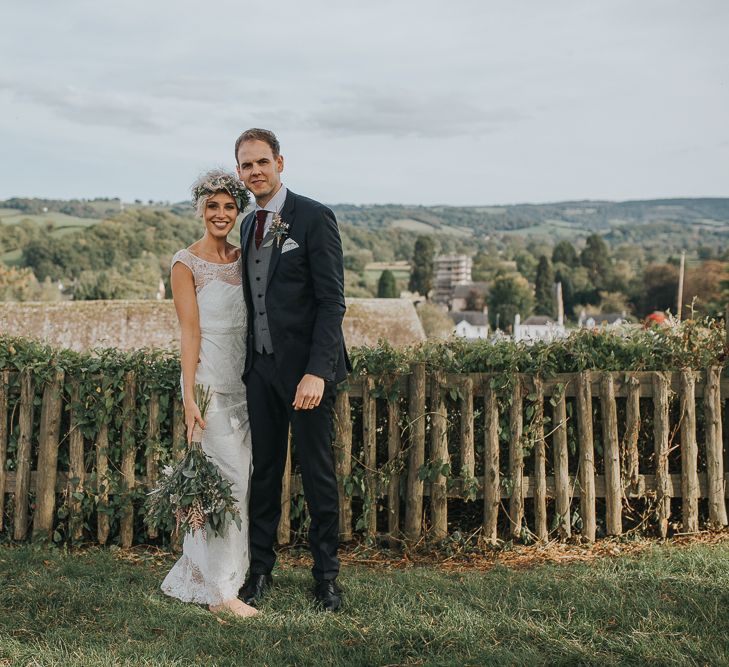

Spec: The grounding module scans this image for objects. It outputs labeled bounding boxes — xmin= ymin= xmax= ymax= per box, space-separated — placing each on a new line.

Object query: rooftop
xmin=449 ymin=310 xmax=488 ymax=326
xmin=0 ymin=298 xmax=427 ymax=352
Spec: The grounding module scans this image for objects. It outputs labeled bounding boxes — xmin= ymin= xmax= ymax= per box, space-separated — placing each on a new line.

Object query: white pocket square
xmin=281 ymin=238 xmax=300 ymax=253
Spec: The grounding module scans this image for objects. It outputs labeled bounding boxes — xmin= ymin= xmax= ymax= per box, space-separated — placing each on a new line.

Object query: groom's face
xmin=236 ymin=139 xmax=284 ymax=206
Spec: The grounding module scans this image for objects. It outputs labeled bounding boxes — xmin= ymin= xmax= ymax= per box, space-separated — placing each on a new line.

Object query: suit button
xmin=255 ymin=260 xmax=261 ymax=264
xmin=259 ymin=311 xmax=265 ymax=316
xmin=257 ymin=294 xmax=263 ymax=298
xmin=256 ymin=277 xmax=260 ymax=281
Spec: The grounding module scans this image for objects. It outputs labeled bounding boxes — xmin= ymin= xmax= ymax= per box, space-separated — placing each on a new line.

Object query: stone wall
xmin=0 ymin=298 xmax=425 ymax=351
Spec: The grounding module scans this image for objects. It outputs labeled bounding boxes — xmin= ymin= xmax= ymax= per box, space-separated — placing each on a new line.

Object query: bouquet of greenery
xmin=145 ymin=385 xmax=242 ymax=539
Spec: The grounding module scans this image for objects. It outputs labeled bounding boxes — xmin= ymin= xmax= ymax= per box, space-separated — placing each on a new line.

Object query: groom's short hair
xmin=235 ymin=128 xmax=281 ymax=161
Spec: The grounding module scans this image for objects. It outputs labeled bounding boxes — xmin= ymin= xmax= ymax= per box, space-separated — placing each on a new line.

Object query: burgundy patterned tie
xmin=254 ymin=210 xmax=267 ymax=249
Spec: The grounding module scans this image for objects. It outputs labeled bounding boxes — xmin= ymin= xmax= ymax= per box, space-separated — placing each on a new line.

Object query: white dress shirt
xmin=254 ymin=184 xmax=288 ymax=237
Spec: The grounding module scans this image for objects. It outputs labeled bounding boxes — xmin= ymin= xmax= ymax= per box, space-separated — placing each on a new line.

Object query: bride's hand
xmin=185 ymin=401 xmax=206 ymax=444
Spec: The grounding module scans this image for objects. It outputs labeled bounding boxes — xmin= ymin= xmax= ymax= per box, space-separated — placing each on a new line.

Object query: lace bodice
xmin=171 ymin=248 xmax=242 ymax=294
xmin=171 ymin=247 xmax=247 ymax=389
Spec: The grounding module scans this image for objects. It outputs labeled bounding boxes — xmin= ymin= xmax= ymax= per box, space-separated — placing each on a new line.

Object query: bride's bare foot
xmin=209 ymin=598 xmax=259 ymax=618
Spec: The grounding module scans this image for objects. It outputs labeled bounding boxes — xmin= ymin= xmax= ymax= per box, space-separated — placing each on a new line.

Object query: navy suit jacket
xmin=240 ymin=189 xmax=350 ymax=392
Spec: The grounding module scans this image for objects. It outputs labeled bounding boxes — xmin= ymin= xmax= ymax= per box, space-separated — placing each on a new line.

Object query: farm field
xmin=0 ymin=211 xmax=102 ymax=229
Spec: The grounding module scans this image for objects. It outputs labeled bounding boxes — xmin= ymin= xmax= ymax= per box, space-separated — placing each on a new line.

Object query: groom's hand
xmin=293 ymin=374 xmax=325 ymax=410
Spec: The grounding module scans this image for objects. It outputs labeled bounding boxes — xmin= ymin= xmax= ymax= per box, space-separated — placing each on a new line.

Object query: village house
xmin=449 ymin=310 xmax=489 ymax=340
xmin=578 ymin=310 xmax=629 ymax=328
xmin=513 ymin=314 xmax=567 ymax=343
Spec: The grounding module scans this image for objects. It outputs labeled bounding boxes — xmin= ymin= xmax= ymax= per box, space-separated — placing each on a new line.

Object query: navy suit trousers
xmin=245 ymin=351 xmax=340 ymax=581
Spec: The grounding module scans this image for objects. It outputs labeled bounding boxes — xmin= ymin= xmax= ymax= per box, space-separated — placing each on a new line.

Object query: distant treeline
xmin=1 ymin=198 xmax=729 ymax=317
xmin=1 ymin=197 xmax=121 ymax=219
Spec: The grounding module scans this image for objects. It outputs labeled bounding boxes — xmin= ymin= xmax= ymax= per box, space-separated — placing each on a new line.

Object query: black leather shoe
xmin=314 ymin=579 xmax=342 ymax=612
xmin=238 ymin=574 xmax=272 ymax=606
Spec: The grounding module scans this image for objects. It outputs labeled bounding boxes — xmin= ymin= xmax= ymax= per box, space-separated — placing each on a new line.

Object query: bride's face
xmin=203 ymin=191 xmax=238 ymax=239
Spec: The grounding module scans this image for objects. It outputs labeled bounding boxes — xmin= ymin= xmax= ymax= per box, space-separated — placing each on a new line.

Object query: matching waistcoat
xmin=246 ymin=231 xmax=275 ymax=354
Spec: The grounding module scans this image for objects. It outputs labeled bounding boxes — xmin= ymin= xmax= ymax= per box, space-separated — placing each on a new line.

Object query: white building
xmin=433 ymin=255 xmax=472 ymax=305
xmin=449 ymin=311 xmax=489 ymax=339
xmin=513 ymin=314 xmax=567 ymax=343
xmin=578 ymin=310 xmax=629 ymax=328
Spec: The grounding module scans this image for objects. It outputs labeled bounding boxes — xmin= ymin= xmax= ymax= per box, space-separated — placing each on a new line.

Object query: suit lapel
xmin=241 ymin=211 xmax=256 ymax=256
xmin=266 ymin=190 xmax=296 ymax=288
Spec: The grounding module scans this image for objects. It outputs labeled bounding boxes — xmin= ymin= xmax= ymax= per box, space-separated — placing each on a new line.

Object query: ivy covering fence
xmin=0 ymin=319 xmax=727 ymax=548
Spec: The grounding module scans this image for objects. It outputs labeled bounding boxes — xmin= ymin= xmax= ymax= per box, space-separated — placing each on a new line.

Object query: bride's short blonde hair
xmin=190 ymin=169 xmax=249 ymax=217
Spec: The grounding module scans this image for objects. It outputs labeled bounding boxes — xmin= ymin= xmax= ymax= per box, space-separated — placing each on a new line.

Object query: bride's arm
xmin=171 ymin=263 xmax=205 ymax=443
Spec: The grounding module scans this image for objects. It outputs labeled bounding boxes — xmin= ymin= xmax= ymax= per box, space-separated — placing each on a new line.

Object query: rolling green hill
xmin=330 ymin=198 xmax=729 ymax=237
xmin=2 ymin=196 xmax=728 ymax=270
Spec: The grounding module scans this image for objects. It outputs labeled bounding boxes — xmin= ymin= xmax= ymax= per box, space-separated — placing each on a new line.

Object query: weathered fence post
xmin=482 ymin=381 xmax=500 ymax=545
xmin=13 ymin=370 xmax=34 ymax=541
xmin=0 ymin=370 xmax=8 ymax=533
xmin=67 ymin=380 xmax=85 ymax=541
xmin=405 ymin=364 xmax=426 ymax=543
xmin=600 ymin=373 xmax=622 ymax=536
xmin=459 ymin=377 xmax=475 ymax=480
xmin=386 ymin=392 xmax=402 ymax=547
xmin=552 ymin=385 xmax=571 ymax=539
xmin=429 ymin=370 xmax=449 ymax=540
xmin=624 ymin=375 xmax=641 ymax=490
xmin=334 ymin=388 xmax=353 ymax=541
xmin=362 ymin=376 xmax=377 ymax=538
xmin=679 ymin=369 xmax=699 ymax=533
xmin=119 ymin=371 xmax=137 ymax=548
xmin=576 ymin=371 xmax=596 ymax=542
xmin=96 ymin=421 xmax=110 ymax=545
xmin=704 ymin=366 xmax=727 ymax=526
xmin=33 ymin=368 xmax=65 ymax=540
xmin=145 ymin=391 xmax=161 ymax=539
xmin=171 ymin=396 xmax=185 ymax=461
xmin=532 ymin=377 xmax=548 ymax=541
xmin=508 ymin=378 xmax=524 ymax=540
xmin=652 ymin=372 xmax=671 ymax=538
xmin=277 ymin=432 xmax=292 ymax=545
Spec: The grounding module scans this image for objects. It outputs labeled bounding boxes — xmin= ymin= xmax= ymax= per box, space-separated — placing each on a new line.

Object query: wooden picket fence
xmin=0 ymin=365 xmax=727 ymax=547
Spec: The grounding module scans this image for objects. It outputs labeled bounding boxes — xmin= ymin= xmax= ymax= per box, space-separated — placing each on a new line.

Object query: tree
xmin=534 ymin=255 xmax=554 ymax=316
xmin=343 ymin=249 xmax=373 ymax=272
xmin=416 ymin=303 xmax=454 ymax=339
xmin=552 ymin=240 xmax=578 ymax=267
xmin=681 ymin=260 xmax=729 ymax=318
xmin=74 ymin=255 xmax=162 ymax=300
xmin=597 ymin=290 xmax=631 ymax=314
xmin=408 ymin=236 xmax=434 ymax=296
xmin=554 ymin=268 xmax=575 ymax=318
xmin=514 ymin=251 xmax=538 ymax=282
xmin=465 ymin=288 xmax=486 ymax=311
xmin=488 ymin=273 xmax=534 ymax=330
xmin=377 ymin=270 xmax=398 ymax=298
xmin=580 ymin=234 xmax=612 ymax=289
xmin=633 ymin=263 xmax=679 ymax=317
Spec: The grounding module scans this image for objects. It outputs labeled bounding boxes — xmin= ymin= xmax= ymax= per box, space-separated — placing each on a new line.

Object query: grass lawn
xmin=1 ymin=538 xmax=728 ymax=666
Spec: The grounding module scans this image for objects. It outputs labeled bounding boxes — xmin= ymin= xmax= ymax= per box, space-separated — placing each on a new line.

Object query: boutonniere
xmin=270 ymin=213 xmax=290 ymax=248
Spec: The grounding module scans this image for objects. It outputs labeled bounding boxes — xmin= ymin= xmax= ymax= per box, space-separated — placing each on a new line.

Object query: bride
xmin=161 ymin=169 xmax=257 ymax=618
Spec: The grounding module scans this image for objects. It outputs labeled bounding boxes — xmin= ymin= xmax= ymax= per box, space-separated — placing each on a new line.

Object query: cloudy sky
xmin=1 ymin=0 xmax=727 ymax=205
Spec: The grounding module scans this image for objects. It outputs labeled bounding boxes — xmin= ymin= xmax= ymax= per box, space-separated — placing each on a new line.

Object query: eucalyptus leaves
xmin=144 ymin=384 xmax=241 ymax=539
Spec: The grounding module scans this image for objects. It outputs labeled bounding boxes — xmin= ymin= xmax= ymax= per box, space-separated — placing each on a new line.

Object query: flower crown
xmin=191 ymin=171 xmax=250 ymax=213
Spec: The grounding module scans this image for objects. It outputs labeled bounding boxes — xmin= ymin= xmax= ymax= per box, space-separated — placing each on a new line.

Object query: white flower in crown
xmin=270 ymin=213 xmax=290 ymax=248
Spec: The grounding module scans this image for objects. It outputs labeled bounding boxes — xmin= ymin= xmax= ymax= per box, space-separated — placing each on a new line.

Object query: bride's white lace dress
xmin=161 ymin=248 xmax=252 ymax=605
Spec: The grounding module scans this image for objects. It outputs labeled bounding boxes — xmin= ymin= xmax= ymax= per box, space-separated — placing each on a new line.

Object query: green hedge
xmin=0 ymin=317 xmax=726 ymax=546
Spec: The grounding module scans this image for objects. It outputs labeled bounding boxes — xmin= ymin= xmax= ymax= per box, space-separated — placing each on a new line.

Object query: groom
xmin=235 ymin=128 xmax=349 ymax=612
